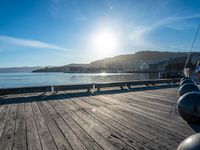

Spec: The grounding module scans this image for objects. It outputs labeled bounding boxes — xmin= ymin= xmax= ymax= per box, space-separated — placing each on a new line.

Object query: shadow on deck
xmin=0 ymin=84 xmax=179 ymax=105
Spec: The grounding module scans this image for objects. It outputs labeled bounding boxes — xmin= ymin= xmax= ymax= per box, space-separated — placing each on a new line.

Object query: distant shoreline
xmin=32 ymin=71 xmax=160 ymax=74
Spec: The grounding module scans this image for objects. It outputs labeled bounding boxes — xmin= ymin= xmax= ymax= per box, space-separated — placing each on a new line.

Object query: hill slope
xmin=0 ymin=67 xmax=42 ymax=73
xmin=32 ymin=51 xmax=191 ymax=73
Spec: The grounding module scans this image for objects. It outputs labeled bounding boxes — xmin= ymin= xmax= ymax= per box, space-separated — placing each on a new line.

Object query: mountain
xmin=32 ymin=51 xmax=192 ymax=73
xmin=87 ymin=51 xmax=188 ymax=68
xmin=0 ymin=67 xmax=42 ymax=73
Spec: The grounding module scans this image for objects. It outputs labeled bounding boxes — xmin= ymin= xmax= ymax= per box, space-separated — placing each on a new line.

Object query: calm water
xmin=0 ymin=72 xmax=159 ymax=88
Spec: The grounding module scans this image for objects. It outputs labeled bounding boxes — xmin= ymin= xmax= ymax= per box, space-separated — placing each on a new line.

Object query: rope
xmin=184 ymin=24 xmax=200 ymax=69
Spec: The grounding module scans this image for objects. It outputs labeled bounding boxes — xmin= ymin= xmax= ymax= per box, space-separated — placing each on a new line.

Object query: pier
xmin=0 ymin=79 xmax=199 ymax=150
xmin=0 ymin=79 xmax=179 ymax=95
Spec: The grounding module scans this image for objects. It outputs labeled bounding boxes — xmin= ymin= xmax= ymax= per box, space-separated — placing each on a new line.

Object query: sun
xmin=93 ymin=30 xmax=116 ymax=51
xmin=90 ymin=29 xmax=118 ymax=58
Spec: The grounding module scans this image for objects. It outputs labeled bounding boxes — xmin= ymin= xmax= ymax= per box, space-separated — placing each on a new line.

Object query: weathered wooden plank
xmin=0 ymin=104 xmax=17 ymax=150
xmin=80 ymin=96 xmax=183 ymax=143
xmin=117 ymin=92 xmax=180 ymax=118
xmin=96 ymin=94 xmax=188 ymax=129
xmin=108 ymin=103 xmax=194 ymax=138
xmin=65 ymin=99 xmax=87 ymax=111
xmin=48 ymin=100 xmax=103 ymax=150
xmin=97 ymin=106 xmax=180 ymax=149
xmin=0 ymin=84 xmax=199 ymax=150
xmin=110 ymin=91 xmax=175 ymax=107
xmin=0 ymin=105 xmax=11 ymax=138
xmin=144 ymin=87 xmax=179 ymax=96
xmin=25 ymin=102 xmax=42 ymax=150
xmin=88 ymin=95 xmax=188 ymax=139
xmin=66 ymin=108 xmax=118 ymax=150
xmin=124 ymin=92 xmax=175 ymax=108
xmin=68 ymin=104 xmax=150 ymax=150
xmin=62 ymin=99 xmax=151 ymax=150
xmin=100 ymin=92 xmax=175 ymax=107
xmin=84 ymin=108 xmax=166 ymax=150
xmin=110 ymin=94 xmax=173 ymax=112
xmin=12 ymin=103 xmax=27 ymax=150
xmin=101 ymin=105 xmax=184 ymax=143
xmin=70 ymin=97 xmax=96 ymax=109
xmin=134 ymin=91 xmax=177 ymax=103
xmin=31 ymin=102 xmax=58 ymax=150
xmin=106 ymin=93 xmax=184 ymax=123
xmin=76 ymin=96 xmax=188 ymax=134
xmin=61 ymin=98 xmax=150 ymax=150
xmin=43 ymin=101 xmax=87 ymax=150
xmin=70 ymin=100 xmax=165 ymax=150
xmin=106 ymin=102 xmax=188 ymax=141
xmin=107 ymin=94 xmax=194 ymax=131
xmin=60 ymin=99 xmax=78 ymax=111
xmin=36 ymin=101 xmax=73 ymax=150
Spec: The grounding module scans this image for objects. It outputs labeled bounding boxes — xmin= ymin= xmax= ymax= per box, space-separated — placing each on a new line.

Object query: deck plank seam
xmin=30 ymin=101 xmax=48 ymax=150
xmin=39 ymin=101 xmax=73 ymax=150
xmin=98 ymin=105 xmax=182 ymax=145
xmin=63 ymin=99 xmax=140 ymax=150
xmin=91 ymin=96 xmax=185 ymax=139
xmin=42 ymin=100 xmax=88 ymax=150
xmin=47 ymin=100 xmax=99 ymax=150
xmin=71 ymin=100 xmax=163 ymax=150
xmin=93 ymin=106 xmax=170 ymax=150
xmin=60 ymin=99 xmax=137 ymax=150
xmin=78 ymin=107 xmax=157 ymax=150
xmin=97 ymin=94 xmax=185 ymax=129
xmin=107 ymin=104 xmax=189 ymax=139
xmin=11 ymin=103 xmax=19 ymax=150
xmin=34 ymin=101 xmax=59 ymax=150
xmin=74 ymin=108 xmax=141 ymax=150
xmin=0 ymin=105 xmax=11 ymax=139
xmin=53 ymin=100 xmax=105 ymax=150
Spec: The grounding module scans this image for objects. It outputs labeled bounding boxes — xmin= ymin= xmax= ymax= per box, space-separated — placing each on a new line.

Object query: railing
xmin=0 ymin=78 xmax=180 ymax=96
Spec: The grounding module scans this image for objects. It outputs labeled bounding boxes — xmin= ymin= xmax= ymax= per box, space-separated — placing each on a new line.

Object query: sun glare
xmin=100 ymin=72 xmax=107 ymax=76
xmin=90 ymin=29 xmax=119 ymax=58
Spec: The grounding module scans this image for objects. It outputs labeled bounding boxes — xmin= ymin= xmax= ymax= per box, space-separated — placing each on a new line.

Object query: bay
xmin=0 ymin=72 xmax=159 ymax=88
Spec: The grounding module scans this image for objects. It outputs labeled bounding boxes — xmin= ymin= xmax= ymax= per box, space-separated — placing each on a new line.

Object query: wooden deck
xmin=0 ymin=85 xmax=199 ymax=150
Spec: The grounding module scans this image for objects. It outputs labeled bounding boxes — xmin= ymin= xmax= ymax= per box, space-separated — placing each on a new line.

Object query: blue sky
xmin=1 ymin=0 xmax=200 ymax=67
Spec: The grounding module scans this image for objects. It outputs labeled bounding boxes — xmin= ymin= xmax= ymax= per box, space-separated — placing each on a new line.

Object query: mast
xmin=184 ymin=24 xmax=200 ymax=77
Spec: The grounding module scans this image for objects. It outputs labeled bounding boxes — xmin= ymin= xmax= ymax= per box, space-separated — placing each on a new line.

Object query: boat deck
xmin=0 ymin=85 xmax=199 ymax=150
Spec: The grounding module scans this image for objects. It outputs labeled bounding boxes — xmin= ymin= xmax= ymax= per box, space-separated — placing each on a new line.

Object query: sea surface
xmin=0 ymin=72 xmax=159 ymax=88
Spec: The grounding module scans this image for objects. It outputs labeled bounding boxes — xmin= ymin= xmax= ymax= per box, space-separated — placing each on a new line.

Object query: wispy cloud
xmin=167 ymin=14 xmax=200 ymax=21
xmin=0 ymin=35 xmax=67 ymax=51
xmin=128 ymin=14 xmax=200 ymax=49
xmin=147 ymin=14 xmax=200 ymax=31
